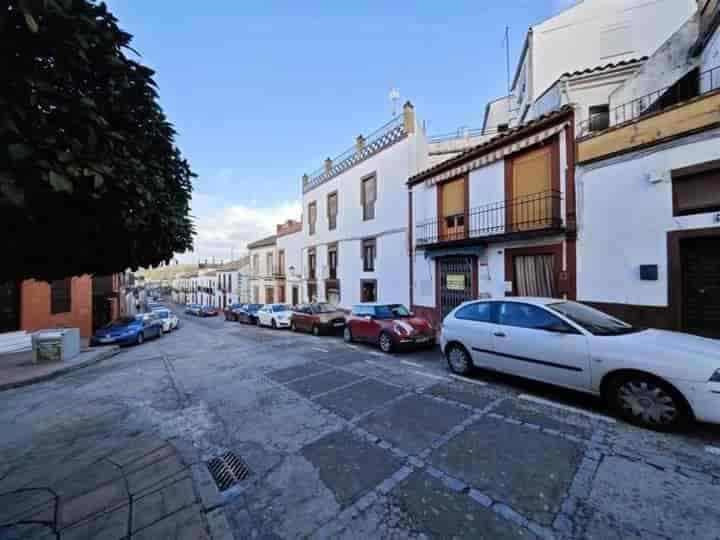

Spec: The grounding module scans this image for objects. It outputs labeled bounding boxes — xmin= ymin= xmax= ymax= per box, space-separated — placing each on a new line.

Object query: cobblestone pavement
xmin=1 ymin=305 xmax=719 ymax=539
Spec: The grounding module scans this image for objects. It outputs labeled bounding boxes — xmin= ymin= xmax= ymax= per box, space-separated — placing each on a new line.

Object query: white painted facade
xmin=276 ymin=227 xmax=303 ymax=306
xmin=510 ymin=0 xmax=696 ymax=125
xmin=300 ymin=104 xmax=429 ymax=309
xmin=247 ymin=237 xmax=279 ymax=304
xmin=577 ymin=129 xmax=720 ymax=308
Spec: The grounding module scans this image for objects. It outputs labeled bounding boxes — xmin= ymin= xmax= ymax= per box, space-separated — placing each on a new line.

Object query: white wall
xmin=610 ymin=14 xmax=699 ymax=113
xmin=277 ymin=230 xmax=302 ymax=304
xmin=577 ymin=131 xmax=720 ymax=306
xmin=301 ymin=123 xmax=428 ymax=307
xmin=530 ymin=0 xmax=695 ymax=105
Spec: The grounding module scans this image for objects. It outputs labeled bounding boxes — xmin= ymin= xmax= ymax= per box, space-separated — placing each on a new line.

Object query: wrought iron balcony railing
xmin=415 ymin=190 xmax=563 ymax=247
xmin=578 ymin=65 xmax=720 ymax=138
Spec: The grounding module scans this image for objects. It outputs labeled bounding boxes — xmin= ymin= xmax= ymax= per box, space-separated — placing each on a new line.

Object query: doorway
xmin=438 ymin=257 xmax=475 ymax=319
xmin=0 ymin=281 xmax=20 ymax=333
xmin=265 ymin=286 xmax=274 ymax=304
xmin=681 ymin=237 xmax=720 ymax=338
xmin=292 ymin=286 xmax=299 ymax=306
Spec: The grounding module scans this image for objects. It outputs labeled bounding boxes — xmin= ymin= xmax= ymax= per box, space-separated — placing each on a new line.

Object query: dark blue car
xmin=90 ymin=313 xmax=163 ymax=347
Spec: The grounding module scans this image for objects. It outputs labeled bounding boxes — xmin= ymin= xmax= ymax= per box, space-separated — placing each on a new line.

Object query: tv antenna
xmin=389 ymin=88 xmax=400 ymax=117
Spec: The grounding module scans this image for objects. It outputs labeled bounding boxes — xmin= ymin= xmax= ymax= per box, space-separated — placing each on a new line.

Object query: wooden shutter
xmin=510 ymin=145 xmax=552 ymax=230
xmin=440 ymin=177 xmax=466 ymax=241
xmin=673 ymin=167 xmax=720 ymax=216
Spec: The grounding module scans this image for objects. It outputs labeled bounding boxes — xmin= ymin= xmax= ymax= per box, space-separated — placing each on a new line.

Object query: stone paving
xmin=1 ymin=305 xmax=720 ymax=539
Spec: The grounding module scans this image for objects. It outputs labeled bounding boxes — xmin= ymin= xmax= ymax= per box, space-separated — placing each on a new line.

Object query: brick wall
xmin=20 ymin=276 xmax=93 ymax=337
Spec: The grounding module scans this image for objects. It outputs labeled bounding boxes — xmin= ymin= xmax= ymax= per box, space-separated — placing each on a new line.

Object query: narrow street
xmin=2 ymin=304 xmax=720 ymax=539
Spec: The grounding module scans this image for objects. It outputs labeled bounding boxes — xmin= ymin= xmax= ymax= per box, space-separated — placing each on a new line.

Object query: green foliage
xmin=0 ymin=0 xmax=195 ymax=282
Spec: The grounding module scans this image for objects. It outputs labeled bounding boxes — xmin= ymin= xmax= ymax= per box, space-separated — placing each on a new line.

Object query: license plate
xmin=415 ymin=337 xmax=429 ymax=343
xmin=333 ymin=322 xmax=344 ymax=327
xmin=100 ymin=337 xmax=115 ymax=343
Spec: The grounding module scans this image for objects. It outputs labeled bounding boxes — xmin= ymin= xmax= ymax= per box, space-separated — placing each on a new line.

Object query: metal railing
xmin=415 ymin=190 xmax=563 ymax=246
xmin=427 ymin=126 xmax=502 ymax=144
xmin=578 ymin=65 xmax=720 ymax=138
xmin=303 ymin=115 xmax=406 ymax=193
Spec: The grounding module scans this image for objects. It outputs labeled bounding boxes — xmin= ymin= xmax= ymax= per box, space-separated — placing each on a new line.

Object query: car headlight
xmin=393 ymin=323 xmax=408 ymax=335
xmin=709 ymin=369 xmax=720 ymax=382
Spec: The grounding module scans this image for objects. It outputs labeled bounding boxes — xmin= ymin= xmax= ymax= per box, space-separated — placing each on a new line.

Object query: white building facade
xmin=300 ymin=102 xmax=429 ymax=309
xmin=247 ymin=235 xmax=280 ymax=304
xmin=276 ymin=220 xmax=303 ymax=306
xmin=574 ymin=4 xmax=720 ymax=338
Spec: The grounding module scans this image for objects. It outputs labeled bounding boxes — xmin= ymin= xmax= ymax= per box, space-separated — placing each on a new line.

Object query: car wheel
xmin=312 ymin=324 xmax=320 ymax=336
xmin=271 ymin=319 xmax=277 ymax=329
xmin=607 ymin=373 xmax=691 ymax=432
xmin=344 ymin=327 xmax=353 ymax=343
xmin=378 ymin=332 xmax=393 ymax=353
xmin=446 ymin=343 xmax=472 ymax=375
xmin=291 ymin=321 xmax=297 ymax=332
xmin=136 ymin=332 xmax=144 ymax=345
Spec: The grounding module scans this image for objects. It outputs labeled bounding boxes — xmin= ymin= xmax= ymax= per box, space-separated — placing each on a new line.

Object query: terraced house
xmin=299 ymin=102 xmax=429 ymax=307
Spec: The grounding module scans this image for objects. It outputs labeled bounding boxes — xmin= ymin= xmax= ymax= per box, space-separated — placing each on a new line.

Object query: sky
xmin=107 ymin=0 xmax=578 ymax=264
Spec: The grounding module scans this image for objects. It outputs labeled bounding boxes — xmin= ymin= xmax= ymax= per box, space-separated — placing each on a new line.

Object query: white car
xmin=153 ymin=308 xmax=179 ymax=332
xmin=440 ymin=298 xmax=720 ymax=431
xmin=257 ymin=304 xmax=293 ymax=329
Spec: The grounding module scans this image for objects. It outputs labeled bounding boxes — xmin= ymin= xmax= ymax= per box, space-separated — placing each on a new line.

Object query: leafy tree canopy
xmin=0 ymin=0 xmax=195 ymax=282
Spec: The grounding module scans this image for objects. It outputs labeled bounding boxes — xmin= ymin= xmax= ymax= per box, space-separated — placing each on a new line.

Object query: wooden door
xmin=265 ymin=287 xmax=274 ymax=304
xmin=510 ymin=145 xmax=553 ymax=231
xmin=682 ymin=238 xmax=720 ymax=338
xmin=0 ymin=281 xmax=20 ymax=333
xmin=440 ymin=177 xmax=466 ymax=241
xmin=278 ymin=285 xmax=285 ymax=303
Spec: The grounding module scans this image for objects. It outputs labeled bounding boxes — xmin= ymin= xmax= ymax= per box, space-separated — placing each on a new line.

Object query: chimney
xmin=356 ymin=135 xmax=366 ymax=153
xmin=302 ymin=173 xmax=309 ymax=186
xmin=324 ymin=157 xmax=333 ymax=174
xmin=403 ymin=101 xmax=415 ymax=134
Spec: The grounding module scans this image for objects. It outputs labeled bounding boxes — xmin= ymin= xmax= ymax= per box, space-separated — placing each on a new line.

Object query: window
xmin=440 ymin=177 xmax=466 ymax=241
xmin=672 ymin=160 xmax=720 ymax=216
xmin=455 ymin=302 xmax=492 ymax=322
xmin=328 ymin=244 xmax=338 ymax=279
xmin=252 ymin=254 xmax=260 ymax=275
xmin=253 ymin=286 xmax=259 ymax=303
xmin=277 ymin=250 xmax=285 ymax=276
xmin=497 ymin=302 xmax=566 ymax=330
xmin=362 ymin=238 xmax=376 ymax=272
xmin=327 ymin=192 xmax=338 ymax=230
xmin=308 ymin=201 xmax=317 ymax=235
xmin=307 ymin=282 xmax=317 ymax=302
xmin=361 ymin=174 xmax=377 ymax=220
xmin=360 ymin=279 xmax=377 ymax=302
xmin=50 ymin=279 xmax=71 ymax=314
xmin=308 ymin=248 xmax=316 ymax=279
xmin=228 ymin=274 xmax=232 ymax=292
xmin=266 ymin=253 xmax=273 ymax=275
xmin=588 ymin=105 xmax=609 ymax=132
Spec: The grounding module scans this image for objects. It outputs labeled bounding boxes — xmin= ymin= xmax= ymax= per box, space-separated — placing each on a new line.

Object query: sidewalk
xmin=0 ymin=345 xmax=121 ymax=391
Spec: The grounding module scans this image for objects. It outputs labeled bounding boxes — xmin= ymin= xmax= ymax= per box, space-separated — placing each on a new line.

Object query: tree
xmin=0 ymin=0 xmax=195 ymax=282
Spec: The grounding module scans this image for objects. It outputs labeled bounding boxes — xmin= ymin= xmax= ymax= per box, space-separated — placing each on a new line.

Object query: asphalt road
xmin=1 ymin=302 xmax=719 ymax=539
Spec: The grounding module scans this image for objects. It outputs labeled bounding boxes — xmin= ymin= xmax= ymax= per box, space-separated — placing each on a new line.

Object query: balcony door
xmin=439 ymin=177 xmax=466 ymax=242
xmin=507 ymin=143 xmax=557 ymax=232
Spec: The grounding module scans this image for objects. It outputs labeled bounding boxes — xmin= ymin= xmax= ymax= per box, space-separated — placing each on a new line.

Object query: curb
xmin=0 ymin=346 xmax=121 ymax=391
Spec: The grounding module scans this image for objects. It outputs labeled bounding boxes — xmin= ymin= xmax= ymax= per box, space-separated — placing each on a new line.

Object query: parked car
xmin=440 ymin=297 xmax=720 ymax=431
xmin=257 ymin=304 xmax=293 ymax=329
xmin=291 ymin=303 xmax=346 ymax=335
xmin=223 ymin=303 xmax=244 ymax=321
xmin=344 ymin=303 xmax=435 ymax=353
xmin=200 ymin=305 xmax=218 ymax=317
xmin=90 ymin=313 xmax=162 ymax=347
xmin=236 ymin=304 xmax=263 ymax=325
xmin=185 ymin=304 xmax=201 ymax=316
xmin=154 ymin=308 xmax=179 ymax=332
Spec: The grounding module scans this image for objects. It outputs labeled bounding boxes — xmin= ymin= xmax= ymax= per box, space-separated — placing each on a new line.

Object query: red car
xmin=200 ymin=305 xmax=218 ymax=317
xmin=344 ymin=303 xmax=435 ymax=353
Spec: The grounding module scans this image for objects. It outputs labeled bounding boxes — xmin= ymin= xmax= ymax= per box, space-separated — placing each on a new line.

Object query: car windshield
xmin=247 ymin=304 xmax=261 ymax=311
xmin=272 ymin=304 xmax=291 ymax=312
xmin=548 ymin=301 xmax=641 ymax=336
xmin=374 ymin=304 xmax=410 ymax=319
xmin=105 ymin=317 xmax=137 ymax=328
xmin=313 ymin=303 xmax=337 ymax=314
xmin=156 ymin=310 xmax=170 ymax=319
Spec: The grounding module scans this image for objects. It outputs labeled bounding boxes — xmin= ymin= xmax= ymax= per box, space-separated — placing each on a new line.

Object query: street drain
xmin=206 ymin=451 xmax=250 ymax=491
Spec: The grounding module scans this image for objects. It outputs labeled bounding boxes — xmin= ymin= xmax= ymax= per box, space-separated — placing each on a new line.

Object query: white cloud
xmin=177 ymin=199 xmax=302 ymax=264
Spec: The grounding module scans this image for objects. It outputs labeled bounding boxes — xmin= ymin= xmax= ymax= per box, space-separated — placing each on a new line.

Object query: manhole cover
xmin=206 ymin=451 xmax=250 ymax=491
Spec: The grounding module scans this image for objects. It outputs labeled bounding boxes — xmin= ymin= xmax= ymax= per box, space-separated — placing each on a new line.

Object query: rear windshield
xmin=313 ymin=303 xmax=337 ymax=314
xmin=106 ymin=317 xmax=137 ymax=327
xmin=156 ymin=310 xmax=170 ymax=319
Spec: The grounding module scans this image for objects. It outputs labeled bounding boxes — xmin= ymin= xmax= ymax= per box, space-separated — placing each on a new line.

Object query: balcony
xmin=272 ymin=266 xmax=286 ymax=278
xmin=415 ymin=190 xmax=564 ymax=248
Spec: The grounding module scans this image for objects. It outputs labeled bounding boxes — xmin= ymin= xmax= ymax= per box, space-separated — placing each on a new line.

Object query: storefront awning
xmin=423 ymin=246 xmax=486 ymax=259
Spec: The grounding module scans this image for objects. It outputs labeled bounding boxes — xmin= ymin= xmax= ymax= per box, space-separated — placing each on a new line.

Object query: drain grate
xmin=206 ymin=451 xmax=250 ymax=491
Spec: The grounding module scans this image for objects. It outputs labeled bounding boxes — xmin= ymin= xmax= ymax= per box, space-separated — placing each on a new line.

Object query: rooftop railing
xmin=578 ymin=65 xmax=720 ymax=138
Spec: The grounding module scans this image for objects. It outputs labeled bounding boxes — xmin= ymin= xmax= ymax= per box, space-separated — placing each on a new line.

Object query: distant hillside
xmin=137 ymin=264 xmax=198 ymax=281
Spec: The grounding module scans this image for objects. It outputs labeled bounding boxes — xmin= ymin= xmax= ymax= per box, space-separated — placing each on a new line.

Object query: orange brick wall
xmin=20 ymin=276 xmax=93 ymax=337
